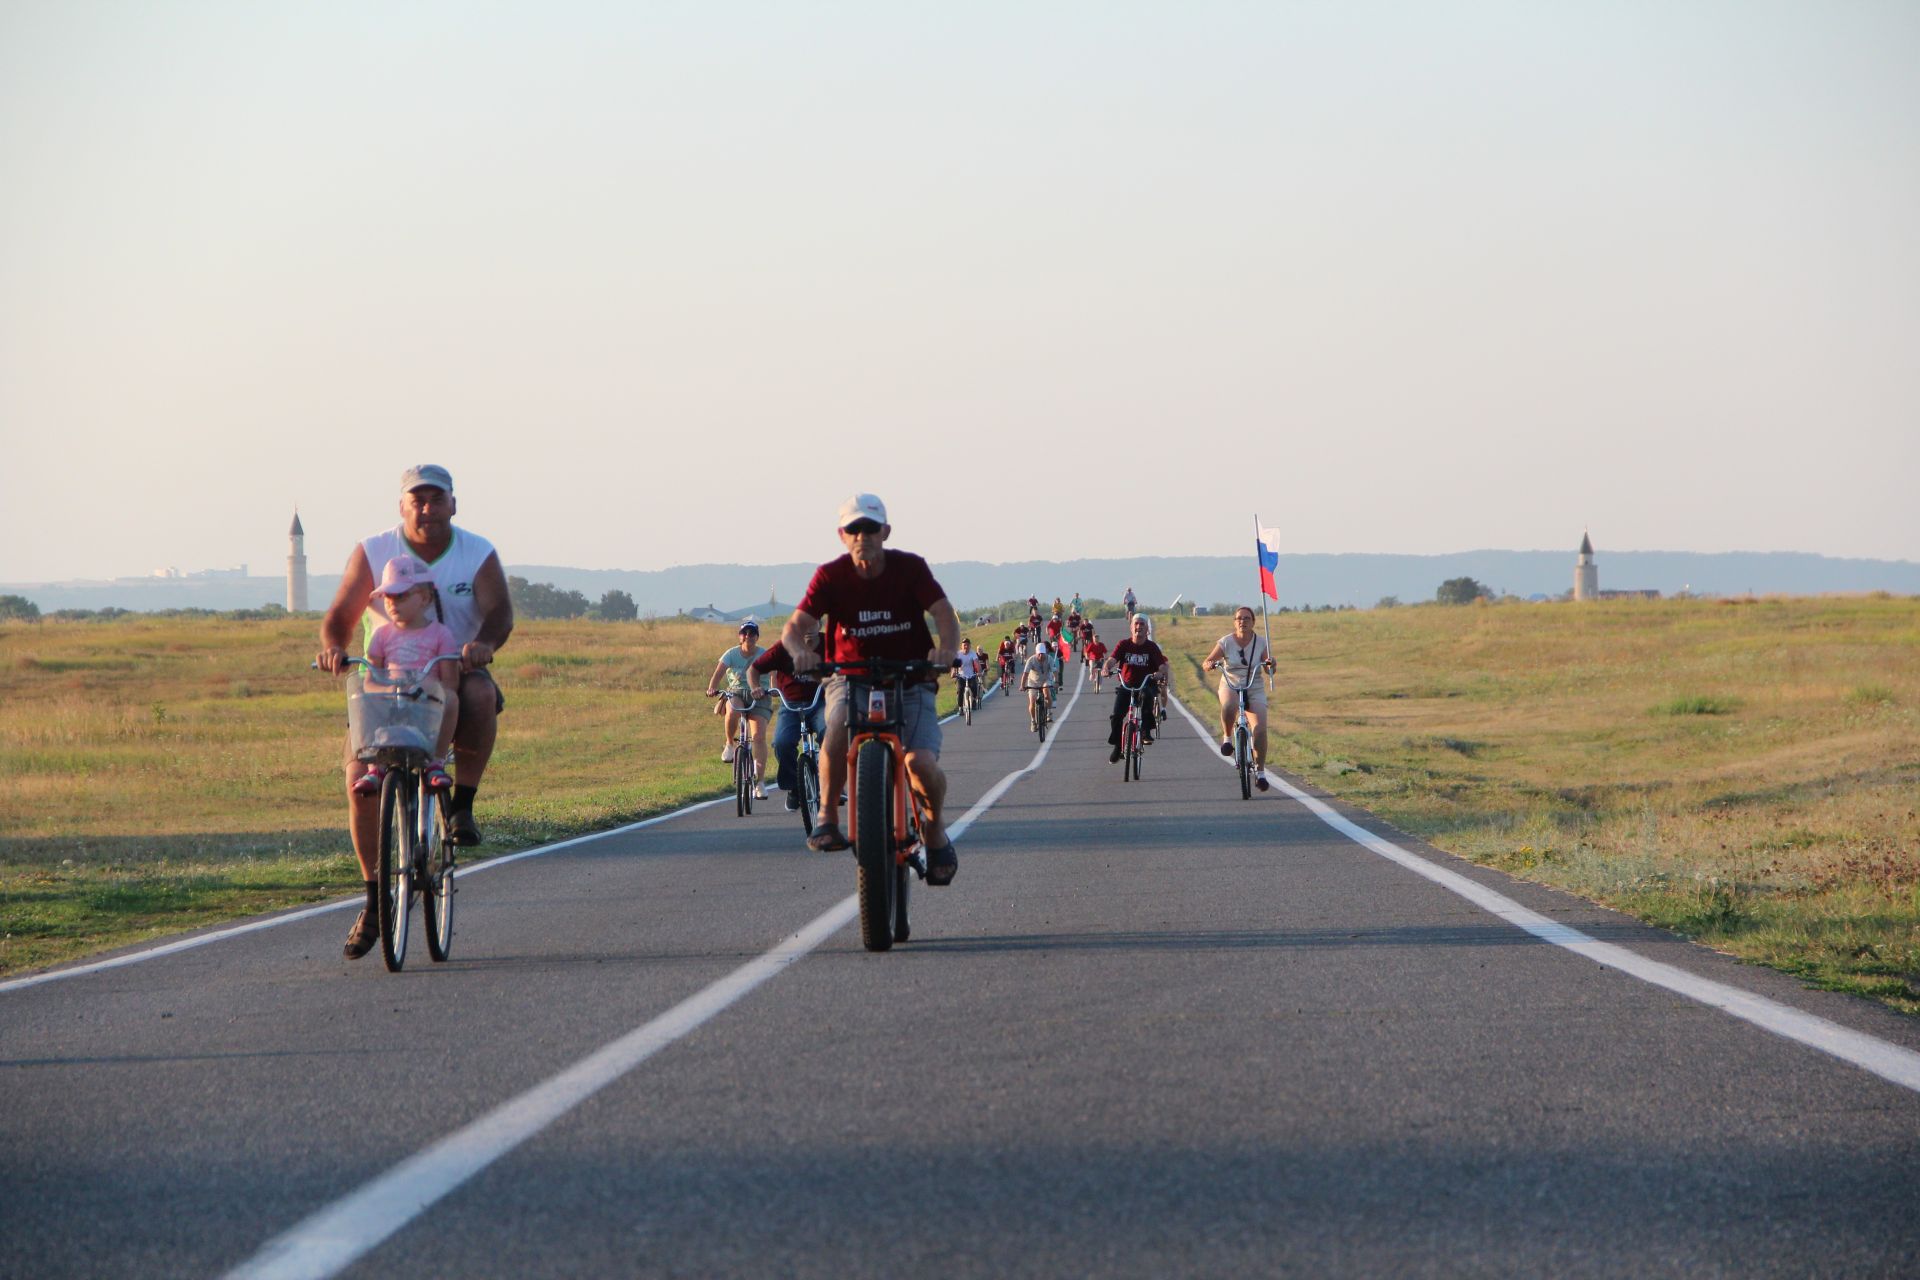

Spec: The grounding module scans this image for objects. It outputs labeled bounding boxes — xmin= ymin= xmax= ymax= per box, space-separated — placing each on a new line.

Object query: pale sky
xmin=2 ymin=1 xmax=1915 ymax=583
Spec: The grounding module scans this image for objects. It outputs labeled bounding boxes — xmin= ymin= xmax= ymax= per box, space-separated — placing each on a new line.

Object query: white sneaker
xmin=721 ymin=744 xmax=735 ymax=763
xmin=755 ymin=783 xmax=768 ymax=800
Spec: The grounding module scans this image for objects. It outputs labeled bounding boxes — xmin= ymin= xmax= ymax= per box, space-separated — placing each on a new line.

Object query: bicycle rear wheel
xmin=377 ymin=769 xmax=414 ymax=972
xmin=421 ymin=783 xmax=455 ymax=961
xmin=854 ymin=741 xmax=896 ymax=952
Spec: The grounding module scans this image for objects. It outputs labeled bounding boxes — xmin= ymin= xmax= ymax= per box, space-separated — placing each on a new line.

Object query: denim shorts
xmin=824 ymin=677 xmax=942 ymax=756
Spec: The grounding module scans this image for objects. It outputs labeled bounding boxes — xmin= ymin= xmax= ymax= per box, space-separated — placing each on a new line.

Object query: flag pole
xmin=1255 ymin=513 xmax=1275 ymax=693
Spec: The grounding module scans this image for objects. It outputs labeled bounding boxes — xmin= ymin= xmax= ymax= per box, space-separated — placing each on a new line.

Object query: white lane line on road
xmin=223 ymin=671 xmax=1082 ymax=1280
xmin=1164 ymin=691 xmax=1920 ymax=1095
xmin=0 ymin=797 xmax=733 ymax=995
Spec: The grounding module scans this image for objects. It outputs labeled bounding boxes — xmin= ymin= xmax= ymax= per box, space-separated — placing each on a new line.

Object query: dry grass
xmin=1157 ymin=596 xmax=1920 ymax=1012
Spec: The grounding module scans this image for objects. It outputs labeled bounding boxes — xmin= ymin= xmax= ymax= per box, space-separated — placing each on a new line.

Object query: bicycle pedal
xmin=908 ymin=850 xmax=928 ymax=880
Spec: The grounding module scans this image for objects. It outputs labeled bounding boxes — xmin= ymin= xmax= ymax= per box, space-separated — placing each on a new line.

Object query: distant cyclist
xmin=1020 ymin=642 xmax=1054 ymax=724
xmin=1122 ymin=586 xmax=1138 ymax=618
xmin=1202 ymin=606 xmax=1277 ymax=792
xmin=996 ymin=634 xmax=1018 ymax=683
xmin=1070 ymin=592 xmax=1083 ymax=616
xmin=705 ymin=619 xmax=772 ymax=799
xmin=1051 ymin=596 xmax=1064 ymax=619
xmin=950 ymin=638 xmax=987 ymax=710
xmin=1084 ymin=633 xmax=1109 ymax=689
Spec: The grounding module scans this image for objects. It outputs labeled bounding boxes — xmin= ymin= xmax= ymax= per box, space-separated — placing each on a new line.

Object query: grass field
xmin=5 ymin=600 xmax=1918 ymax=1013
xmin=1153 ymin=596 xmax=1920 ymax=1011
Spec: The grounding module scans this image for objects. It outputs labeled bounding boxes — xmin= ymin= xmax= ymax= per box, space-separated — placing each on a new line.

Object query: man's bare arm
xmin=464 ymin=552 xmax=514 ymax=669
xmin=928 ymin=599 xmax=960 ymax=665
xmin=315 ymin=547 xmax=375 ymax=672
xmin=783 ymin=609 xmax=822 ymax=672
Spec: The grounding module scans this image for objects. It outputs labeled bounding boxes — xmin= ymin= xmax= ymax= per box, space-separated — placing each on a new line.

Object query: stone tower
xmin=287 ymin=511 xmax=309 ymax=612
xmin=1573 ymin=531 xmax=1598 ymax=602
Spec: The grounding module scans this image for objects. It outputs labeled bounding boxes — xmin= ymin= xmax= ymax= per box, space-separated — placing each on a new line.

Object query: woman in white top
xmin=1201 ymin=606 xmax=1277 ymax=789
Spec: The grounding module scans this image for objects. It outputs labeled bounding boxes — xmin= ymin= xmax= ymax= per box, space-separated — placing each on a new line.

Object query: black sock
xmin=452 ymin=785 xmax=477 ymax=814
xmin=364 ymin=880 xmax=380 ymax=912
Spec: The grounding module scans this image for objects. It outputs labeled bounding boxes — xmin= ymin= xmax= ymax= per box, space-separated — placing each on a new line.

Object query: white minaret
xmin=1573 ymin=530 xmax=1598 ymax=602
xmin=287 ymin=510 xmax=309 ymax=612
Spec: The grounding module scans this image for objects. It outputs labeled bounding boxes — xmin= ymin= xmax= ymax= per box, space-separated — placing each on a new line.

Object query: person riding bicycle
xmin=1104 ymin=613 xmax=1167 ymax=762
xmin=317 ymin=464 xmax=513 ymax=960
xmin=1070 ymin=592 xmax=1083 ymax=616
xmin=1013 ymin=620 xmax=1030 ymax=654
xmin=748 ymin=629 xmax=825 ymax=813
xmin=1122 ymin=585 xmax=1138 ymax=617
xmin=1084 ymin=633 xmax=1109 ymax=683
xmin=1202 ymin=605 xmax=1277 ymax=793
xmin=996 ymin=634 xmax=1017 ymax=680
xmin=1051 ymin=596 xmax=1064 ymax=619
xmin=950 ymin=638 xmax=987 ymax=712
xmin=782 ymin=494 xmax=961 ymax=885
xmin=1044 ymin=612 xmax=1064 ymax=648
xmin=351 ymin=555 xmax=462 ymax=798
xmin=705 ymin=619 xmax=772 ymax=800
xmin=1019 ymin=642 xmax=1054 ymax=724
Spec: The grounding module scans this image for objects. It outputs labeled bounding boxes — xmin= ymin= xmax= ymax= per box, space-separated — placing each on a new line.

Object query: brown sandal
xmin=805 ymin=823 xmax=850 ymax=853
xmin=343 ymin=908 xmax=379 ymax=960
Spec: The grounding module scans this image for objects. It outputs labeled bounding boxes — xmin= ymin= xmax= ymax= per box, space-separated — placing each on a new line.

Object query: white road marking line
xmin=1164 ymin=689 xmax=1920 ymax=1094
xmin=222 ymin=670 xmax=1082 ymax=1280
xmin=0 ymin=798 xmax=733 ymax=995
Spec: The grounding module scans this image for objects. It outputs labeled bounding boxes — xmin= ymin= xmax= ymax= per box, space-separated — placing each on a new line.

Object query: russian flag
xmin=1256 ymin=526 xmax=1281 ymax=601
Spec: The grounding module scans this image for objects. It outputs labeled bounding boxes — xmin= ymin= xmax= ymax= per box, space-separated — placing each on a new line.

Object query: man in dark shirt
xmin=748 ymin=631 xmax=826 ymax=813
xmin=781 ymin=494 xmax=962 ymax=883
xmin=1103 ymin=613 xmax=1168 ymax=761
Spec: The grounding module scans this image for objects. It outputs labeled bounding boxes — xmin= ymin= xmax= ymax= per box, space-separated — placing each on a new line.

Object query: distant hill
xmin=7 ymin=550 xmax=1916 ymax=615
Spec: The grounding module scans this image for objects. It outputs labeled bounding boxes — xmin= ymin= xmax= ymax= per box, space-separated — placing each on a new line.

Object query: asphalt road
xmin=6 ymin=628 xmax=1920 ymax=1279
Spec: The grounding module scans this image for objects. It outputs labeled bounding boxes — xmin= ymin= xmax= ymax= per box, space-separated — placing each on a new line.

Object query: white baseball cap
xmin=836 ymin=493 xmax=888 ymax=529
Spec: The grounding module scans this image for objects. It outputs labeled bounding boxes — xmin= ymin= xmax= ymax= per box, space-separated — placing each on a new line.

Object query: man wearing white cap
xmin=782 ymin=494 xmax=962 ymax=884
xmin=316 ymin=464 xmax=514 ymax=959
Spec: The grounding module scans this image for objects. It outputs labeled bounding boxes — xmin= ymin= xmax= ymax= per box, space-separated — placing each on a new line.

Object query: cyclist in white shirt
xmin=949 ymin=638 xmax=987 ymax=710
xmin=1201 ymin=605 xmax=1278 ymax=791
xmin=1019 ymin=645 xmax=1054 ymax=723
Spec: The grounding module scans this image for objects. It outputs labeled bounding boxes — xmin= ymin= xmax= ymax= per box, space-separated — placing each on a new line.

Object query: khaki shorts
xmin=725 ymin=690 xmax=772 ymax=721
xmin=1219 ymin=675 xmax=1267 ymax=713
xmin=824 ymin=676 xmax=942 ymax=755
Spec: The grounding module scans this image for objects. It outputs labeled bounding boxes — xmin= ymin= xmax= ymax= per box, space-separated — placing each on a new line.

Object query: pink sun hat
xmin=371 ymin=554 xmax=433 ymax=598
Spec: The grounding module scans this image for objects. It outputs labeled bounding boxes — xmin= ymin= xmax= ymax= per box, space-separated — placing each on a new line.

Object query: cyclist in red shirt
xmin=996 ymin=635 xmax=1017 ymax=683
xmin=781 ymin=494 xmax=961 ymax=884
xmin=1102 ymin=613 xmax=1168 ymax=761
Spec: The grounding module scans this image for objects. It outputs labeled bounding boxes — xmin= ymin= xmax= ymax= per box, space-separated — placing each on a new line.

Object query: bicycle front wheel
xmin=377 ymin=769 xmax=414 ymax=972
xmin=421 ymin=784 xmax=455 ymax=961
xmin=1235 ymin=724 xmax=1252 ymax=800
xmin=854 ymin=741 xmax=896 ymax=952
xmin=734 ymin=738 xmax=752 ymax=816
xmin=798 ymin=747 xmax=820 ymax=837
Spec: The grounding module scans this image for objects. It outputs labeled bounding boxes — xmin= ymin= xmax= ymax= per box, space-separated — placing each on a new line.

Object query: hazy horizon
xmin=3 ymin=2 xmax=1915 ymax=582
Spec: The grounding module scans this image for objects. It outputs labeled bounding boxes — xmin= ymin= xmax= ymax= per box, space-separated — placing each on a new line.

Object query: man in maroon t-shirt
xmin=781 ymin=494 xmax=962 ymax=882
xmin=1102 ymin=612 xmax=1168 ymax=761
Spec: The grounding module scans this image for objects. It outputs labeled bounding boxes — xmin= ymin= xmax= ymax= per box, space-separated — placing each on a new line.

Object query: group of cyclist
xmin=316 ymin=470 xmax=1280 ymax=960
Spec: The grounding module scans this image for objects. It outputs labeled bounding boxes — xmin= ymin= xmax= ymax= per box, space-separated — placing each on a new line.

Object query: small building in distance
xmin=1573 ymin=531 xmax=1660 ymax=602
xmin=682 ymin=588 xmax=792 ymax=624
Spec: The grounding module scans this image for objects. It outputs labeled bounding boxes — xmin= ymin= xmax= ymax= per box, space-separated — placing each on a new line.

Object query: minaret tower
xmin=288 ymin=510 xmax=309 ymax=612
xmin=1573 ymin=530 xmax=1598 ymax=602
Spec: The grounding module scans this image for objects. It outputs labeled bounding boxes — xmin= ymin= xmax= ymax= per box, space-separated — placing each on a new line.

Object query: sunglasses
xmin=842 ymin=520 xmax=883 ymax=536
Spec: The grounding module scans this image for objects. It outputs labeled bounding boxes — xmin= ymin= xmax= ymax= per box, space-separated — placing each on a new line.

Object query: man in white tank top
xmin=1201 ymin=605 xmax=1277 ymax=791
xmin=316 ymin=464 xmax=514 ymax=959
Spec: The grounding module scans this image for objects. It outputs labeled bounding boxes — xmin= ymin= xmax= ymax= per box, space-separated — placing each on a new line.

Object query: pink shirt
xmin=367 ymin=620 xmax=460 ymax=675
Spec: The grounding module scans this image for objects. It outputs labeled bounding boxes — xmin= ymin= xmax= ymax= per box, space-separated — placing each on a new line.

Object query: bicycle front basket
xmin=346 ymin=667 xmax=446 ymax=759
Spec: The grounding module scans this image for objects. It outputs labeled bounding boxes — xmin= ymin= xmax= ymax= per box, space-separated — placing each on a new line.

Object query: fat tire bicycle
xmin=772 ymin=683 xmax=826 ymax=837
xmin=817 ymin=659 xmax=941 ymax=953
xmin=324 ymin=655 xmax=462 ymax=971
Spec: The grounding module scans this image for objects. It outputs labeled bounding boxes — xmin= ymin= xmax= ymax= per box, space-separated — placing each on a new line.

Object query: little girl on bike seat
xmin=352 ymin=555 xmax=462 ymax=795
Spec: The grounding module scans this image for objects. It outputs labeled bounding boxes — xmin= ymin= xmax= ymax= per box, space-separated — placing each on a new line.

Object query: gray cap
xmin=401 ymin=464 xmax=453 ymax=494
